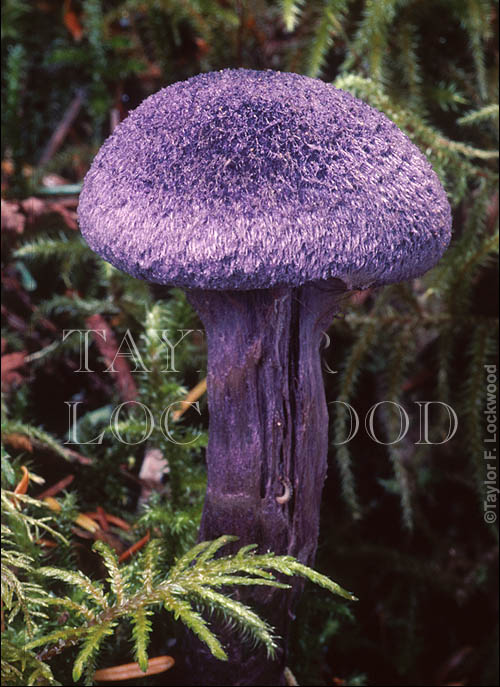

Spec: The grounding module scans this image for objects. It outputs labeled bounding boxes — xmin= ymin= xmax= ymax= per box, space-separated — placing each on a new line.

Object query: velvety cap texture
xmin=78 ymin=69 xmax=451 ymax=290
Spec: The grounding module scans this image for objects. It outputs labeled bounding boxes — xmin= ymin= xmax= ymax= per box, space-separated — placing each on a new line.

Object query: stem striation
xmin=182 ymin=281 xmax=345 ymax=686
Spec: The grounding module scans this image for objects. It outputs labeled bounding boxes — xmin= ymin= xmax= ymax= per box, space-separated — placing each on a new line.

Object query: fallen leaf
xmin=63 ymin=0 xmax=84 ymax=42
xmin=85 ymin=314 xmax=138 ymax=402
xmin=1 ymin=351 xmax=27 ymax=390
xmin=44 ymin=496 xmax=100 ymax=532
xmin=1 ymin=200 xmax=25 ymax=233
xmin=20 ymin=196 xmax=78 ymax=231
xmin=75 ymin=512 xmax=100 ymax=533
xmin=137 ymin=447 xmax=169 ymax=507
xmin=1 ymin=351 xmax=26 ymax=373
xmin=43 ymin=496 xmax=62 ymax=512
xmin=20 ymin=196 xmax=45 ymax=219
xmin=36 ymin=538 xmax=58 ymax=548
xmin=4 ymin=433 xmax=33 ymax=453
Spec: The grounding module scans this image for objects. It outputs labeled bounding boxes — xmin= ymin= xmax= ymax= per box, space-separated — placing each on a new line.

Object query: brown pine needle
xmin=83 ymin=511 xmax=131 ymax=531
xmin=171 ymin=378 xmax=207 ymax=421
xmin=118 ymin=530 xmax=150 ymax=563
xmin=36 ymin=538 xmax=58 ymax=548
xmin=43 ymin=496 xmax=100 ymax=533
xmin=14 ymin=465 xmax=30 ymax=495
xmin=36 ymin=474 xmax=74 ymax=500
xmin=93 ymin=655 xmax=174 ymax=681
xmin=96 ymin=506 xmax=109 ymax=531
xmin=11 ymin=465 xmax=30 ymax=507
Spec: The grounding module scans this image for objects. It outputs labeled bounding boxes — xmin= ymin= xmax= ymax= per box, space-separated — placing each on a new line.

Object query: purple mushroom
xmin=78 ymin=69 xmax=451 ymax=686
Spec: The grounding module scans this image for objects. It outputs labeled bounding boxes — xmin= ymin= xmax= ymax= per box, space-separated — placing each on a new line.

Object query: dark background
xmin=1 ymin=1 xmax=498 ymax=685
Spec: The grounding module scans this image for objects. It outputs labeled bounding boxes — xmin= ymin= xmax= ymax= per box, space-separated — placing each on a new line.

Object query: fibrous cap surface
xmin=78 ymin=69 xmax=452 ymax=290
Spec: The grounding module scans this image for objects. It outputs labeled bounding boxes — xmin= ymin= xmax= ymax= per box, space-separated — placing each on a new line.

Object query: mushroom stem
xmin=183 ymin=281 xmax=345 ymax=686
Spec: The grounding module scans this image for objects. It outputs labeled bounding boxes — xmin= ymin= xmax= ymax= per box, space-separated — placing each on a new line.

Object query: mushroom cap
xmin=78 ymin=69 xmax=451 ymax=290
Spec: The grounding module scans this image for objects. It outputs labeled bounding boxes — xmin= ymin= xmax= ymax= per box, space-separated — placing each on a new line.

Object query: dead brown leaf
xmin=1 ymin=199 xmax=25 ymax=234
xmin=1 ymin=351 xmax=27 ymax=390
xmin=20 ymin=196 xmax=78 ymax=230
xmin=85 ymin=314 xmax=138 ymax=402
xmin=63 ymin=0 xmax=84 ymax=42
xmin=4 ymin=433 xmax=33 ymax=453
